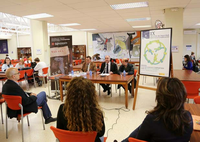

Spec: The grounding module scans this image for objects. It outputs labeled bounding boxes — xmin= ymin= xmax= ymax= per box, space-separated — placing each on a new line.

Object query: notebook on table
xmin=192 ymin=115 xmax=200 ymax=131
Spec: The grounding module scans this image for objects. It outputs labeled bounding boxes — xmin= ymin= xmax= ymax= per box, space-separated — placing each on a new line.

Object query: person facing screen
xmin=2 ymin=57 xmax=13 ymax=71
xmin=183 ymin=55 xmax=193 ymax=70
xmin=56 ymin=76 xmax=105 ymax=142
xmin=122 ymin=77 xmax=193 ymax=142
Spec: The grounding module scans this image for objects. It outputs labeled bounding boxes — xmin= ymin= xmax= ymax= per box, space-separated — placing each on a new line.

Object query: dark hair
xmin=184 ymin=55 xmax=191 ymax=62
xmin=63 ymin=77 xmax=103 ymax=132
xmin=4 ymin=57 xmax=11 ymax=65
xmin=86 ymin=56 xmax=91 ymax=60
xmin=34 ymin=57 xmax=40 ymax=62
xmin=191 ymin=52 xmax=194 ymax=55
xmin=125 ymin=59 xmax=128 ymax=62
xmin=148 ymin=77 xmax=191 ymax=135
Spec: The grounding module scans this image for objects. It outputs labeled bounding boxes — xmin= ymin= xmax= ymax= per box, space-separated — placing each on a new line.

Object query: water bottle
xmin=89 ymin=70 xmax=92 ymax=76
xmin=71 ymin=70 xmax=74 ymax=76
xmin=123 ymin=70 xmax=126 ymax=77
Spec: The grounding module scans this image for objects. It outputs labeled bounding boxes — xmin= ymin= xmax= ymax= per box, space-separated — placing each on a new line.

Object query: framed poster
xmin=0 ymin=40 xmax=8 ymax=54
xmin=139 ymin=28 xmax=172 ymax=77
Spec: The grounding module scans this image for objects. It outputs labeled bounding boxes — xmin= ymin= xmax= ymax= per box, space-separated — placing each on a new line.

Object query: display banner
xmin=139 ymin=28 xmax=172 ymax=77
xmin=50 ymin=36 xmax=72 ymax=75
xmin=92 ymin=31 xmax=140 ymax=59
xmin=0 ymin=40 xmax=8 ymax=54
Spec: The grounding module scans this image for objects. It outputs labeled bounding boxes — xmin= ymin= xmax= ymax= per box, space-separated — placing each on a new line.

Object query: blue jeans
xmin=122 ymin=125 xmax=141 ymax=142
xmin=36 ymin=91 xmax=52 ymax=120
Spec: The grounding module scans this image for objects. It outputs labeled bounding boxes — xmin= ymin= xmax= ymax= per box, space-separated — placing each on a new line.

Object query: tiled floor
xmin=0 ymin=76 xmax=157 ymax=142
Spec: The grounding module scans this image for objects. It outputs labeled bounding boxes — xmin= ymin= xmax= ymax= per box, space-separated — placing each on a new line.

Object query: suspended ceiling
xmin=0 ymin=0 xmax=200 ymax=33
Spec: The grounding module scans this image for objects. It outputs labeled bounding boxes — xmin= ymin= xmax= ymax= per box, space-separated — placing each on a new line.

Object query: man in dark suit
xmin=2 ymin=67 xmax=56 ymax=124
xmin=97 ymin=55 xmax=119 ymax=95
xmin=118 ymin=58 xmax=136 ymax=95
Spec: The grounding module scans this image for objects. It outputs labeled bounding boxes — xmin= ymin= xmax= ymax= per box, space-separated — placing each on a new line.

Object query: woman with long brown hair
xmin=57 ymin=76 xmax=105 ymax=142
xmin=122 ymin=77 xmax=193 ymax=142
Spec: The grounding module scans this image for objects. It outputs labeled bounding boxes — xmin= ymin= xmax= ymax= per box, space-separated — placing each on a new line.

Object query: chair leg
xmin=99 ymin=84 xmax=101 ymax=96
xmin=27 ymin=116 xmax=30 ymax=126
xmin=21 ymin=111 xmax=24 ymax=142
xmin=115 ymin=84 xmax=117 ymax=93
xmin=111 ymin=85 xmax=112 ymax=97
xmin=119 ymin=88 xmax=121 ymax=96
xmin=1 ymin=104 xmax=3 ymax=124
xmin=40 ymin=109 xmax=45 ymax=130
xmin=6 ymin=106 xmax=8 ymax=139
xmin=43 ymin=77 xmax=46 ymax=88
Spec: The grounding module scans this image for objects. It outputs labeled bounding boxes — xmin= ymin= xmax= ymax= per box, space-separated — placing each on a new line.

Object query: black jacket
xmin=119 ymin=63 xmax=134 ymax=75
xmin=100 ymin=62 xmax=119 ymax=74
xmin=2 ymin=79 xmax=38 ymax=118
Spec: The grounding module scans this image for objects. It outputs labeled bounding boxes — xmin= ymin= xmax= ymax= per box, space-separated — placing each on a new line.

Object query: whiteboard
xmin=139 ymin=28 xmax=172 ymax=77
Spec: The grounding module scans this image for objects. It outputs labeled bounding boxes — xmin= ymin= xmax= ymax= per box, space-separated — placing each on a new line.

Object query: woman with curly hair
xmin=56 ymin=76 xmax=105 ymax=142
xmin=122 ymin=77 xmax=193 ymax=142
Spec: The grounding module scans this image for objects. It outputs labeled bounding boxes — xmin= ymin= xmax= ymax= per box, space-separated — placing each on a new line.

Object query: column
xmin=164 ymin=8 xmax=183 ymax=70
xmin=30 ymin=20 xmax=49 ymax=65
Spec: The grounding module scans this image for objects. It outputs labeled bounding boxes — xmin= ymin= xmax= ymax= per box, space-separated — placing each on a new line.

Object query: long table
xmin=185 ymin=103 xmax=200 ymax=142
xmin=59 ymin=74 xmax=134 ymax=108
xmin=0 ymin=72 xmax=6 ymax=78
xmin=173 ymin=70 xmax=200 ymax=81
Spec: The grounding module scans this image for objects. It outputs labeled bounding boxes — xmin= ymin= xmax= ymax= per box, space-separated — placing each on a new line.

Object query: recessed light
xmin=24 ymin=13 xmax=53 ymax=19
xmin=132 ymin=25 xmax=151 ymax=28
xmin=196 ymin=23 xmax=200 ymax=25
xmin=80 ymin=29 xmax=96 ymax=31
xmin=110 ymin=2 xmax=148 ymax=10
xmin=59 ymin=23 xmax=80 ymax=26
xmin=126 ymin=17 xmax=151 ymax=22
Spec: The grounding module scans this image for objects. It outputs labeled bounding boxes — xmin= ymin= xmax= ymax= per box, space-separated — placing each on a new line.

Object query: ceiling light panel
xmin=126 ymin=17 xmax=151 ymax=22
xmin=24 ymin=13 xmax=53 ymax=19
xmin=132 ymin=25 xmax=151 ymax=28
xmin=110 ymin=2 xmax=148 ymax=10
xmin=59 ymin=23 xmax=80 ymax=26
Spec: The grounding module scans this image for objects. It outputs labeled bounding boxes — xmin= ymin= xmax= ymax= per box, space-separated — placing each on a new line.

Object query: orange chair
xmin=128 ymin=137 xmax=147 ymax=142
xmin=182 ymin=81 xmax=200 ymax=102
xmin=78 ymin=59 xmax=82 ymax=64
xmin=18 ymin=70 xmax=26 ymax=83
xmin=116 ymin=59 xmax=120 ymax=64
xmin=75 ymin=60 xmax=79 ymax=65
xmin=25 ymin=63 xmax=31 ymax=67
xmin=25 ymin=69 xmax=36 ymax=88
xmin=50 ymin=126 xmax=97 ymax=142
xmin=0 ymin=97 xmax=5 ymax=124
xmin=194 ymin=96 xmax=200 ymax=104
xmin=39 ymin=67 xmax=49 ymax=87
xmin=134 ymin=70 xmax=137 ymax=77
xmin=2 ymin=95 xmax=45 ymax=142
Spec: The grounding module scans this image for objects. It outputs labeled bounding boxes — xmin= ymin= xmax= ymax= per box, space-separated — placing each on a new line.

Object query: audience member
xmin=57 ymin=77 xmax=105 ymax=142
xmin=190 ymin=52 xmax=196 ymax=61
xmin=81 ymin=56 xmax=96 ymax=73
xmin=97 ymin=55 xmax=119 ymax=96
xmin=6 ymin=54 xmax=12 ymax=60
xmin=183 ymin=55 xmax=193 ymax=70
xmin=2 ymin=57 xmax=13 ymax=71
xmin=122 ymin=78 xmax=193 ymax=142
xmin=118 ymin=58 xmax=136 ymax=95
xmin=15 ymin=59 xmax=25 ymax=69
xmin=2 ymin=68 xmax=57 ymax=124
xmin=24 ymin=57 xmax=32 ymax=64
xmin=34 ymin=57 xmax=47 ymax=86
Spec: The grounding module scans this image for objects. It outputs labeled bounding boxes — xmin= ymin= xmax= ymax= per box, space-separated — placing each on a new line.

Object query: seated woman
xmin=183 ymin=55 xmax=193 ymax=70
xmin=15 ymin=59 xmax=25 ymax=69
xmin=122 ymin=77 xmax=193 ymax=142
xmin=2 ymin=57 xmax=13 ymax=71
xmin=57 ymin=76 xmax=105 ymax=142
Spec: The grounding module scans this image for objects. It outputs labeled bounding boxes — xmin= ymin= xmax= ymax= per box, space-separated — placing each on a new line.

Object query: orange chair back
xmin=128 ymin=137 xmax=147 ymax=142
xmin=194 ymin=96 xmax=200 ymax=104
xmin=116 ymin=59 xmax=120 ymax=64
xmin=2 ymin=95 xmax=22 ymax=110
xmin=42 ymin=67 xmax=48 ymax=74
xmin=50 ymin=126 xmax=97 ymax=142
xmin=182 ymin=81 xmax=200 ymax=99
xmin=75 ymin=60 xmax=79 ymax=65
xmin=78 ymin=60 xmax=82 ymax=64
xmin=25 ymin=69 xmax=33 ymax=77
xmin=25 ymin=63 xmax=31 ymax=67
xmin=134 ymin=70 xmax=137 ymax=77
xmin=19 ymin=70 xmax=26 ymax=79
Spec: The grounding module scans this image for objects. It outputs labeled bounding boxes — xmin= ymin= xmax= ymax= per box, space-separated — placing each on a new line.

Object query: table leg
xmin=59 ymin=80 xmax=63 ymax=102
xmin=125 ymin=83 xmax=128 ymax=109
xmin=131 ymin=78 xmax=134 ymax=97
xmin=133 ymin=74 xmax=140 ymax=110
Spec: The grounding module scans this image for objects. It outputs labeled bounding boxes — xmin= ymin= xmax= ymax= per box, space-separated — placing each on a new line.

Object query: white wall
xmin=18 ymin=34 xmax=31 ymax=47
xmin=0 ymin=35 xmax=17 ymax=59
xmin=183 ymin=30 xmax=200 ymax=60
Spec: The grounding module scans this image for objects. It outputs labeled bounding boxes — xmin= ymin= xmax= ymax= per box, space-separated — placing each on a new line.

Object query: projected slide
xmin=140 ymin=28 xmax=172 ymax=77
